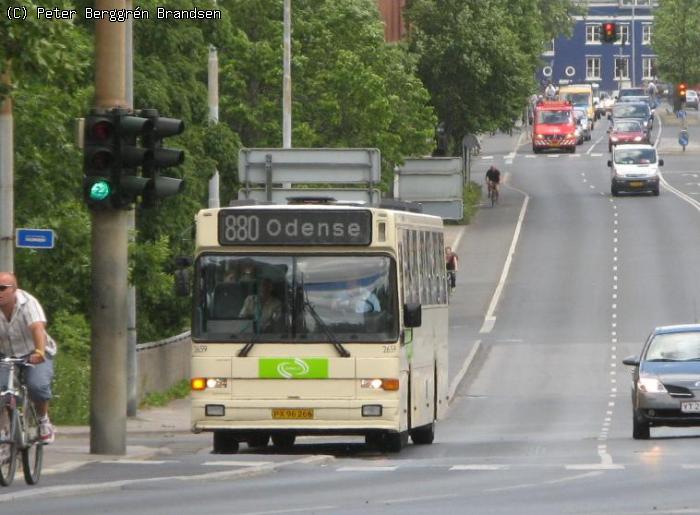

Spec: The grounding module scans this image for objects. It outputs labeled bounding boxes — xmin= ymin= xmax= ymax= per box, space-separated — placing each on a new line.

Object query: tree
xmin=404 ymin=0 xmax=578 ymax=154
xmin=653 ymin=0 xmax=700 ymax=86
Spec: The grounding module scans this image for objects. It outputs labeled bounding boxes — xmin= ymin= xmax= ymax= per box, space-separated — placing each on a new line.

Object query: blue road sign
xmin=679 ymin=130 xmax=689 ymax=147
xmin=15 ymin=228 xmax=55 ymax=249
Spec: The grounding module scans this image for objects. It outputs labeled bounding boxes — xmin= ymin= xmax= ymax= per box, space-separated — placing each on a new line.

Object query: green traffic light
xmin=89 ymin=180 xmax=112 ymax=201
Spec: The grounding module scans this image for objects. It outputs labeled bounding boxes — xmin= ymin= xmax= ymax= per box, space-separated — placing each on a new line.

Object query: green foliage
xmin=653 ymin=0 xmax=700 ymax=85
xmin=140 ymin=379 xmax=190 ymax=408
xmin=404 ymin=0 xmax=578 ymax=153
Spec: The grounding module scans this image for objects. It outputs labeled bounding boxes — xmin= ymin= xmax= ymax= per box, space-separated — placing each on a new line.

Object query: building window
xmin=586 ymin=57 xmax=601 ymax=80
xmin=543 ymin=39 xmax=554 ymax=55
xmin=616 ymin=24 xmax=630 ymax=45
xmin=586 ymin=24 xmax=601 ymax=44
xmin=642 ymin=25 xmax=652 ymax=45
xmin=615 ymin=57 xmax=630 ymax=80
xmin=642 ymin=57 xmax=657 ymax=79
xmin=620 ymin=0 xmax=652 ymax=6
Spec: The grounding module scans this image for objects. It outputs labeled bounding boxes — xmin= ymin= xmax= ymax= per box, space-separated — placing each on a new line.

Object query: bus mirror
xmin=403 ymin=303 xmax=422 ymax=328
xmin=174 ymin=268 xmax=191 ymax=297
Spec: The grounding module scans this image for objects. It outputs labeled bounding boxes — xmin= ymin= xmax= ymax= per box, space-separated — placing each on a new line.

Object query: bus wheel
xmin=247 ymin=434 xmax=270 ymax=448
xmin=381 ymin=431 xmax=408 ymax=453
xmin=213 ymin=431 xmax=239 ymax=454
xmin=271 ymin=433 xmax=296 ymax=449
xmin=410 ymin=422 xmax=435 ymax=445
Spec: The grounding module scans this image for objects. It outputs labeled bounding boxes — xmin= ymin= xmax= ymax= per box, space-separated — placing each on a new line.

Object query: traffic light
xmin=83 ymin=112 xmax=118 ymax=209
xmin=112 ymin=113 xmax=153 ymax=209
xmin=601 ymin=22 xmax=617 ymax=43
xmin=140 ymin=109 xmax=185 ymax=208
xmin=678 ymin=82 xmax=687 ymax=102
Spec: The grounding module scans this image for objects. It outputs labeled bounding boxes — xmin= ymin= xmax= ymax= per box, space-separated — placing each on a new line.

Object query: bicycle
xmin=487 ymin=181 xmax=499 ymax=207
xmin=0 ymin=356 xmax=43 ymax=486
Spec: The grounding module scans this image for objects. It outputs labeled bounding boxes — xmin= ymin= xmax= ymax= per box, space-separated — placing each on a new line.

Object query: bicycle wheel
xmin=0 ymin=402 xmax=18 ymax=487
xmin=21 ymin=401 xmax=43 ymax=485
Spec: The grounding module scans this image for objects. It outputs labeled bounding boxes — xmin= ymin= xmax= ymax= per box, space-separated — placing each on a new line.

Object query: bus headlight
xmin=191 ymin=377 xmax=227 ymax=391
xmin=361 ymin=378 xmax=399 ymax=391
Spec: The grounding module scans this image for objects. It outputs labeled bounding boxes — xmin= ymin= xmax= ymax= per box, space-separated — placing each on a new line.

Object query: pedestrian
xmin=445 ymin=247 xmax=459 ymax=292
xmin=0 ymin=272 xmax=56 ymax=443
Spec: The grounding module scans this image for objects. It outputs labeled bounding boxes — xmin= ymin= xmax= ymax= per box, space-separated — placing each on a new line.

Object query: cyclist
xmin=0 ymin=272 xmax=56 ymax=444
xmin=445 ymin=247 xmax=459 ymax=292
xmin=485 ymin=165 xmax=501 ymax=201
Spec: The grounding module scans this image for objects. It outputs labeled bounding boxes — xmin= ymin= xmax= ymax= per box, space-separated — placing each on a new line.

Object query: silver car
xmin=623 ymin=325 xmax=700 ymax=439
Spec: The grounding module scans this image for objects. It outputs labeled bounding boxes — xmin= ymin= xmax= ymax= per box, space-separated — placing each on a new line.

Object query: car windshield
xmin=537 ymin=110 xmax=571 ymax=124
xmin=619 ymin=88 xmax=646 ymax=97
xmin=614 ymin=121 xmax=642 ymax=132
xmin=193 ymin=254 xmax=398 ymax=343
xmin=613 ymin=104 xmax=649 ymax=118
xmin=563 ymin=93 xmax=590 ymax=105
xmin=614 ymin=148 xmax=657 ymax=164
xmin=646 ymin=332 xmax=700 ymax=361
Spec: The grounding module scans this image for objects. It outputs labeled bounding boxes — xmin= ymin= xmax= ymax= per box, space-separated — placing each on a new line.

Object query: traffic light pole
xmin=91 ymin=0 xmax=128 ymax=455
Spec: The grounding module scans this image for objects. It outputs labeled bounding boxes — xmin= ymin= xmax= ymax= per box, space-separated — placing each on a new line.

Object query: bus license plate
xmin=681 ymin=401 xmax=700 ymax=413
xmin=629 ymin=181 xmax=644 ymax=188
xmin=272 ymin=408 xmax=314 ymax=419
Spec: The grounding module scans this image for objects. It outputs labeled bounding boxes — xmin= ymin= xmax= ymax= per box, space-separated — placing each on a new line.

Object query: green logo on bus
xmin=259 ymin=358 xmax=328 ymax=379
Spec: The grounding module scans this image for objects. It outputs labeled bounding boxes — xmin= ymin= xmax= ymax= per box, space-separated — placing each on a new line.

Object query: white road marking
xmin=486 ymin=471 xmax=603 ymax=492
xmin=451 ymin=464 xmax=510 ymax=471
xmin=591 ymin=153 xmax=603 ymax=157
xmin=448 ymin=340 xmax=482 ymax=403
xmin=336 ymin=466 xmax=398 ymax=472
xmin=547 ymin=154 xmax=559 ymax=158
xmin=480 ymin=186 xmax=530 ymax=333
xmin=383 ymin=493 xmax=459 ymax=505
xmin=99 ymin=460 xmax=174 ymax=465
xmin=525 ymin=154 xmax=536 ymax=158
xmin=203 ymin=461 xmax=273 ymax=467
xmin=587 ymin=134 xmax=605 ymax=154
xmin=481 ymin=155 xmax=494 ymax=160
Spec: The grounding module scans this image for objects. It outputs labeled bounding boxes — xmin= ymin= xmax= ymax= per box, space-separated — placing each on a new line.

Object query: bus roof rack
xmin=377 ymin=199 xmax=423 ymax=213
xmin=286 ymin=196 xmax=337 ymax=204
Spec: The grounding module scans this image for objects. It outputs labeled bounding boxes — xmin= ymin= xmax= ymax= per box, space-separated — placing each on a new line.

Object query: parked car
xmin=608 ymin=119 xmax=648 ymax=152
xmin=685 ymin=90 xmax=699 ymax=110
xmin=608 ymin=144 xmax=663 ymax=196
xmin=623 ymin=325 xmax=700 ymax=439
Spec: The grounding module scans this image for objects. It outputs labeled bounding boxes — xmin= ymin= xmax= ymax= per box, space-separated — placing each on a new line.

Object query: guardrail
xmin=136 ymin=331 xmax=191 ymax=399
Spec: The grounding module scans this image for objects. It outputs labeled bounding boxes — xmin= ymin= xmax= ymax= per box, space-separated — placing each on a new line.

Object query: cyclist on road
xmin=445 ymin=247 xmax=459 ymax=292
xmin=485 ymin=165 xmax=501 ymax=200
xmin=0 ymin=272 xmax=56 ymax=444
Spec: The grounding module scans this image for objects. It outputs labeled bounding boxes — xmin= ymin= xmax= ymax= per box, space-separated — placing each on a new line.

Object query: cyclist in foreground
xmin=485 ymin=165 xmax=501 ymax=204
xmin=0 ymin=272 xmax=56 ymax=444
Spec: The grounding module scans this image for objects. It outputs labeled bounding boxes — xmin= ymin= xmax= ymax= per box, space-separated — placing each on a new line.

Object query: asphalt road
xmin=6 ymin=113 xmax=700 ymax=514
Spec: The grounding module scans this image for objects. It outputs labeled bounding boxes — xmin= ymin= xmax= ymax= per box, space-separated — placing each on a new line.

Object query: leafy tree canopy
xmin=653 ymin=0 xmax=700 ymax=85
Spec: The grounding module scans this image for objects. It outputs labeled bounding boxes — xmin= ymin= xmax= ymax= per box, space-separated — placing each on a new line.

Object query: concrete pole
xmin=91 ymin=0 xmax=128 ymax=455
xmin=0 ymin=65 xmax=13 ymax=272
xmin=125 ymin=0 xmax=138 ymax=418
xmin=283 ymin=0 xmax=292 ymax=148
xmin=208 ymin=46 xmax=220 ymax=208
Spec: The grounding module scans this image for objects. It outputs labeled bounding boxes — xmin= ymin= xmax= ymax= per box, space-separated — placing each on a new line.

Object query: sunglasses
xmin=0 ymin=285 xmax=15 ymax=292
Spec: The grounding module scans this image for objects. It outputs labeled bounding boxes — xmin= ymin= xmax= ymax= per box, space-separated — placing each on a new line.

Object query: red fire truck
xmin=532 ymin=100 xmax=576 ymax=154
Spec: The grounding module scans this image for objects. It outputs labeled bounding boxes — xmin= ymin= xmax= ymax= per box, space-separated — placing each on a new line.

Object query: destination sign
xmin=218 ymin=209 xmax=372 ymax=246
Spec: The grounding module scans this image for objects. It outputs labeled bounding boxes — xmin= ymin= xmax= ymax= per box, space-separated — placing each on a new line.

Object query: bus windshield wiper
xmin=299 ymin=275 xmax=349 ymax=358
xmin=302 ymin=299 xmax=350 ymax=358
xmin=238 ymin=320 xmax=260 ymax=357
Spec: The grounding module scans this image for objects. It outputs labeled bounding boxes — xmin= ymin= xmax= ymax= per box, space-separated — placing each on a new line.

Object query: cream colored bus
xmin=187 ymin=199 xmax=449 ymax=453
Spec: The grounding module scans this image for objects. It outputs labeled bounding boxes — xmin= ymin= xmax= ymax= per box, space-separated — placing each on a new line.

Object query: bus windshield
xmin=563 ymin=93 xmax=590 ymax=106
xmin=194 ymin=254 xmax=399 ymax=343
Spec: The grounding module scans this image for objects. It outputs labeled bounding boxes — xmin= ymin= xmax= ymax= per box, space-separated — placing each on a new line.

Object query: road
xmin=6 ymin=110 xmax=700 ymax=514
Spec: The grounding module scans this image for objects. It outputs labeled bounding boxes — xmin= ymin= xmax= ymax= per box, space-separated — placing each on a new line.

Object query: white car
xmin=608 ymin=144 xmax=663 ymax=196
xmin=686 ymin=90 xmax=699 ymax=110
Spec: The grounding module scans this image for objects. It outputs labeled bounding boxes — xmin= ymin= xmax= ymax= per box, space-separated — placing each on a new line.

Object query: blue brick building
xmin=537 ymin=0 xmax=658 ymax=95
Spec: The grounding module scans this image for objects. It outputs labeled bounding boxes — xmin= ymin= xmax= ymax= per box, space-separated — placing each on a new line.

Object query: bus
xmin=185 ymin=199 xmax=449 ymax=453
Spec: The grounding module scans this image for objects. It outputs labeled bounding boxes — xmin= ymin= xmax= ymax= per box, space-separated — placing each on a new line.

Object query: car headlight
xmin=611 ymin=137 xmax=619 ymax=142
xmin=633 ymin=136 xmax=642 ymax=141
xmin=643 ymin=120 xmax=649 ymax=127
xmin=536 ymin=134 xmax=544 ymax=139
xmin=638 ymin=376 xmax=667 ymax=393
xmin=566 ymin=133 xmax=576 ymax=138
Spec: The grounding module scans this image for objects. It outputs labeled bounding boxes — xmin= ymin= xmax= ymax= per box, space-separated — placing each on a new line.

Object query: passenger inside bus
xmin=238 ymin=278 xmax=283 ymax=331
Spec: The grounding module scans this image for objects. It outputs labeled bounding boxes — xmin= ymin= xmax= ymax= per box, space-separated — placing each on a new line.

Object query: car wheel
xmin=608 ymin=144 xmax=612 ymax=153
xmin=532 ymin=146 xmax=541 ymax=154
xmin=611 ymin=184 xmax=619 ymax=197
xmin=632 ymin=411 xmax=650 ymax=440
xmin=652 ymin=186 xmax=660 ymax=196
